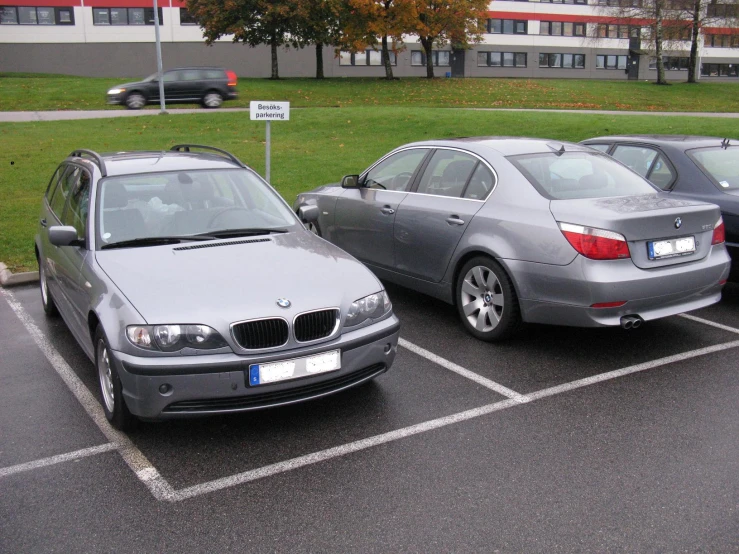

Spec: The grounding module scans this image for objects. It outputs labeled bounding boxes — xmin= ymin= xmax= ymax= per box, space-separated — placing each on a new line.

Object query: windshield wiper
xmin=197 ymin=228 xmax=289 ymax=238
xmin=101 ymin=235 xmax=217 ymax=250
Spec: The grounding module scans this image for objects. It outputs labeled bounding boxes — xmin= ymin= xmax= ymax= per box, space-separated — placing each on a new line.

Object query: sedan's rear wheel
xmin=125 ymin=93 xmax=145 ymax=110
xmin=95 ymin=325 xmax=136 ymax=430
xmin=39 ymin=258 xmax=58 ymax=317
xmin=456 ymin=257 xmax=521 ymax=341
xmin=202 ymin=91 xmax=223 ymax=108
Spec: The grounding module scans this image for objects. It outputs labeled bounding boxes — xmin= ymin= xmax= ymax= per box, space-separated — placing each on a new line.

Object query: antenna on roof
xmin=721 ymin=138 xmax=731 ymax=150
xmin=547 ymin=142 xmax=566 ymax=157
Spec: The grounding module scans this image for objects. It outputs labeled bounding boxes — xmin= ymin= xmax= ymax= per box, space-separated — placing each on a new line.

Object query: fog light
xmin=159 ymin=384 xmax=172 ymax=394
xmin=384 ymin=343 xmax=392 ymax=354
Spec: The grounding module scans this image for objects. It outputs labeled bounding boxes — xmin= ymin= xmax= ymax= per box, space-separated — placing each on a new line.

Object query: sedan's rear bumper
xmin=510 ymin=245 xmax=731 ymax=327
xmin=111 ymin=315 xmax=400 ymax=419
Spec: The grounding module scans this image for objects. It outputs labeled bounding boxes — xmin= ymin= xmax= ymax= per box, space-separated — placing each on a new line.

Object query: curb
xmin=0 ymin=263 xmax=39 ymax=287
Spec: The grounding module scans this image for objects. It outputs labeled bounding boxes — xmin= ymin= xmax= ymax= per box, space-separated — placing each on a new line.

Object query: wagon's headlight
xmin=344 ymin=290 xmax=392 ymax=328
xmin=126 ymin=324 xmax=228 ymax=351
xmin=107 ymin=88 xmax=125 ymax=95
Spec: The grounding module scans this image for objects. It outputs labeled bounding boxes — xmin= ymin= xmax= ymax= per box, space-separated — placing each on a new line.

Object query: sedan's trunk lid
xmin=550 ymin=194 xmax=722 ymax=269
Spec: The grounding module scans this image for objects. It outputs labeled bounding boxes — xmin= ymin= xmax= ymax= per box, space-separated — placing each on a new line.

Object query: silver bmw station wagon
xmin=36 ymin=145 xmax=399 ymax=430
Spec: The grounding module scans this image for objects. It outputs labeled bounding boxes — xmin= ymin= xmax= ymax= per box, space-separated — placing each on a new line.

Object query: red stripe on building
xmin=0 ymin=0 xmax=81 ymax=6
xmin=703 ymin=26 xmax=739 ymax=35
xmin=83 ymin=0 xmax=170 ymax=6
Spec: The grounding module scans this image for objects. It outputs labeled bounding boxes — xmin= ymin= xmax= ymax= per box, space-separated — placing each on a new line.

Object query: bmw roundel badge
xmin=276 ymin=298 xmax=291 ymax=308
xmin=675 ymin=217 xmax=682 ymax=229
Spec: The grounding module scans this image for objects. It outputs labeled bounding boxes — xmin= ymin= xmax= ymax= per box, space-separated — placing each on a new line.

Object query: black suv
xmin=106 ymin=67 xmax=238 ymax=109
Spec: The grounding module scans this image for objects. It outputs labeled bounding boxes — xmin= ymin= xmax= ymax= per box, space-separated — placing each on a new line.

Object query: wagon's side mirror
xmin=298 ymin=204 xmax=319 ymax=223
xmin=48 ymin=225 xmax=85 ymax=248
xmin=341 ymin=175 xmax=360 ymax=189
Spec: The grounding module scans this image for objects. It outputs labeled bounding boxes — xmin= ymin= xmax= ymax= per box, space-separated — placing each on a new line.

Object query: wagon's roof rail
xmin=69 ymin=149 xmax=107 ymax=177
xmin=170 ymin=144 xmax=247 ymax=168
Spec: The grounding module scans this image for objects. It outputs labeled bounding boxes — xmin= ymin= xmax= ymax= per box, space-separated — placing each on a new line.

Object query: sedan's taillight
xmin=559 ymin=222 xmax=630 ymax=260
xmin=712 ymin=217 xmax=725 ymax=245
xmin=226 ymin=70 xmax=238 ymax=87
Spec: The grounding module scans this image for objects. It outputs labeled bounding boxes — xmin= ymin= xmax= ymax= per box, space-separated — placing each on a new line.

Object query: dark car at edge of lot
xmin=106 ymin=67 xmax=238 ymax=110
xmin=581 ymin=135 xmax=738 ymax=281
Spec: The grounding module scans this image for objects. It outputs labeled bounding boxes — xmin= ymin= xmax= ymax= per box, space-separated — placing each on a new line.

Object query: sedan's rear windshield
xmin=508 ymin=151 xmax=658 ymax=200
xmin=687 ymin=146 xmax=739 ymax=191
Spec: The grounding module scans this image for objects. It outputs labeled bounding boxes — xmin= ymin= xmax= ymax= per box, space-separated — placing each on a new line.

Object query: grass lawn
xmin=2 ymin=107 xmax=739 ymax=272
xmin=1 ymin=73 xmax=739 ymax=112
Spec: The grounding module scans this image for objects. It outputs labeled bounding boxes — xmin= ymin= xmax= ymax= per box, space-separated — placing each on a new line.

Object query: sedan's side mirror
xmin=298 ymin=204 xmax=319 ymax=224
xmin=341 ymin=175 xmax=360 ymax=189
xmin=49 ymin=226 xmax=84 ymax=248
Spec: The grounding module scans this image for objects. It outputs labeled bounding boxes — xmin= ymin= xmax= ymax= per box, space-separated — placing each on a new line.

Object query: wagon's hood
xmin=94 ymin=232 xmax=381 ymax=326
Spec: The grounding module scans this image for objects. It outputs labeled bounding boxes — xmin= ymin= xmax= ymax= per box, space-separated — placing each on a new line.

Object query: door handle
xmin=381 ymin=206 xmax=395 ymax=215
xmin=40 ymin=218 xmax=47 ymax=228
xmin=446 ymin=216 xmax=465 ymax=226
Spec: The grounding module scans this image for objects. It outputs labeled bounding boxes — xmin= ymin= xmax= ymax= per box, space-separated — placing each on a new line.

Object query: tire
xmin=125 ymin=93 xmax=145 ymax=110
xmin=38 ymin=257 xmax=58 ymax=317
xmin=95 ymin=325 xmax=137 ymax=431
xmin=455 ymin=256 xmax=522 ymax=341
xmin=202 ymin=91 xmax=223 ymax=109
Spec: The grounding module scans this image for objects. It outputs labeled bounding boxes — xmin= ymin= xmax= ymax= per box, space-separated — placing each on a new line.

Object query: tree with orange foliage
xmin=407 ymin=0 xmax=489 ymax=78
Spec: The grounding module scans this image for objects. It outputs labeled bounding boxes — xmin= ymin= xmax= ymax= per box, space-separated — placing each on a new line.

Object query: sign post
xmin=250 ymin=101 xmax=290 ymax=183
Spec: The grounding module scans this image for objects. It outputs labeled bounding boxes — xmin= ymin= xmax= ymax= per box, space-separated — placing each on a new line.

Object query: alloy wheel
xmin=97 ymin=339 xmax=115 ymax=413
xmin=460 ymin=265 xmax=504 ymax=333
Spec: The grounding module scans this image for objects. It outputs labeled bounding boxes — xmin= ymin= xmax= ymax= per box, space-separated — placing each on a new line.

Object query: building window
xmin=707 ymin=2 xmax=739 ymax=17
xmin=701 ymin=63 xmax=738 ymax=77
xmin=597 ymin=0 xmax=643 ymax=5
xmin=705 ymin=33 xmax=739 ymax=48
xmin=488 ymin=19 xmax=528 ymax=34
xmin=179 ymin=8 xmax=198 ymax=25
xmin=540 ymin=21 xmax=586 ymax=36
xmin=539 ymin=53 xmax=586 ymax=68
xmin=596 ymin=55 xmax=627 ymax=69
xmin=540 ymin=0 xmax=588 ymax=4
xmin=92 ymin=7 xmax=162 ymax=25
xmin=596 ymin=24 xmax=637 ymax=39
xmin=648 ymin=56 xmax=689 ymax=70
xmin=339 ymin=50 xmax=397 ymax=66
xmin=410 ymin=50 xmax=450 ymax=66
xmin=477 ymin=52 xmax=527 ymax=67
xmin=1 ymin=6 xmax=74 ymax=25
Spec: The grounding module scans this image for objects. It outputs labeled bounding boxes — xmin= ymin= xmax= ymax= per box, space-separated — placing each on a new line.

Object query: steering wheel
xmin=391 ymin=172 xmax=414 ymax=191
xmin=206 ymin=206 xmax=251 ymax=228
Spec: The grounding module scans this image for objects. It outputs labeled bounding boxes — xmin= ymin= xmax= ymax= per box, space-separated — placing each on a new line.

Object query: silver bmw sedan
xmin=294 ymin=138 xmax=730 ymax=341
xmin=36 ymin=145 xmax=399 ymax=430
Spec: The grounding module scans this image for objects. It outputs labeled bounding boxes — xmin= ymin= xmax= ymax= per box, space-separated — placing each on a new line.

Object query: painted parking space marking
xmin=679 ymin=313 xmax=739 ymax=335
xmin=399 ymin=338 xmax=529 ymax=402
xmin=4 ymin=284 xmax=739 ymax=503
xmin=0 ymin=443 xmax=117 ymax=478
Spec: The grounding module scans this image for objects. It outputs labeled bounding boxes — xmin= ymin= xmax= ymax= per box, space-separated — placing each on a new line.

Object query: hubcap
xmin=204 ymin=94 xmax=221 ymax=107
xmin=97 ymin=340 xmax=115 ymax=413
xmin=128 ymin=95 xmax=144 ymax=109
xmin=460 ymin=265 xmax=504 ymax=333
xmin=40 ymin=262 xmax=48 ymax=305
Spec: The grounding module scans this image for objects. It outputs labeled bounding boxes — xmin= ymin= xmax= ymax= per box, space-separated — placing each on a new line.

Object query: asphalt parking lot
xmin=1 ymin=280 xmax=738 ymax=552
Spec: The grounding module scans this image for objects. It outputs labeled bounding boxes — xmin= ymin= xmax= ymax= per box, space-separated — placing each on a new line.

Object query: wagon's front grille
xmin=294 ymin=309 xmax=338 ymax=342
xmin=232 ymin=318 xmax=288 ymax=350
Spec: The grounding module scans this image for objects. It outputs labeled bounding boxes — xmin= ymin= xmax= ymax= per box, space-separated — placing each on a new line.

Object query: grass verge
xmin=1 ymin=107 xmax=738 ymax=271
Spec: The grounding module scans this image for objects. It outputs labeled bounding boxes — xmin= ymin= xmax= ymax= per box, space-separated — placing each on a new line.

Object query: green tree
xmin=408 ymin=0 xmax=488 ymax=78
xmin=294 ymin=0 xmax=343 ymax=79
xmin=185 ymin=0 xmax=301 ymax=79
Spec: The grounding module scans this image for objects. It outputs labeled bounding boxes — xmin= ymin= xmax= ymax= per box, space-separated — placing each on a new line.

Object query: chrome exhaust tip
xmin=620 ymin=315 xmax=643 ymax=330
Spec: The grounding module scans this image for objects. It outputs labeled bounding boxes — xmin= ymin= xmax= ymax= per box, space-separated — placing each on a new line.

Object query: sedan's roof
xmin=73 ymin=151 xmax=245 ymax=177
xmin=401 ymin=137 xmax=595 ymax=156
xmin=582 ymin=135 xmax=733 ymax=151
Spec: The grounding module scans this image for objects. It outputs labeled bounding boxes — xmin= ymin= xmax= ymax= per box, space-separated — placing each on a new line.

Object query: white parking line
xmin=0 ymin=288 xmax=176 ymax=501
xmin=679 ymin=313 xmax=739 ymax=335
xmin=0 ymin=444 xmax=117 ymax=478
xmin=399 ymin=338 xmax=529 ymax=402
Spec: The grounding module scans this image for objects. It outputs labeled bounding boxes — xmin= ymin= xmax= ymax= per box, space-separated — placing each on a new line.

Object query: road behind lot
xmin=1 ymin=282 xmax=738 ymax=552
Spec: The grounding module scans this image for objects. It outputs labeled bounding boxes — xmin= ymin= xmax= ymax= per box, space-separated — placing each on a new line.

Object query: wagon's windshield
xmin=96 ymin=169 xmax=297 ymax=248
xmin=687 ymin=146 xmax=739 ymax=191
xmin=508 ymin=151 xmax=658 ymax=200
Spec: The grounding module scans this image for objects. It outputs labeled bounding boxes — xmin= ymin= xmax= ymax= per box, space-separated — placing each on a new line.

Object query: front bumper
xmin=106 ymin=94 xmax=125 ymax=105
xmin=111 ymin=314 xmax=400 ymax=419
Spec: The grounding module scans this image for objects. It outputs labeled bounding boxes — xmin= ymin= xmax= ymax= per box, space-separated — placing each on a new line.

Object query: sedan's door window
xmin=364 ymin=149 xmax=429 ymax=191
xmin=416 ymin=150 xmax=478 ymax=198
xmin=645 ymin=154 xmax=676 ymax=190
xmin=612 ymin=145 xmax=658 ymax=177
xmin=61 ymin=168 xmax=91 ymax=238
xmin=49 ymin=166 xmax=79 ymax=220
xmin=45 ymin=166 xmax=64 ymax=201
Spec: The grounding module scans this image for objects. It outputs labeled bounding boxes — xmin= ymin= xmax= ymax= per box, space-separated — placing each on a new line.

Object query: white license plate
xmin=647 ymin=236 xmax=695 ymax=260
xmin=248 ymin=349 xmax=341 ymax=386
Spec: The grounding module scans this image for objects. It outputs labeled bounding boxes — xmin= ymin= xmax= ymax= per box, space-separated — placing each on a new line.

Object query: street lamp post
xmin=153 ymin=0 xmax=166 ymax=113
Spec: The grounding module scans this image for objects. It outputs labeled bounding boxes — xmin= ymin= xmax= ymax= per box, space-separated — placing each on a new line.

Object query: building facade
xmin=1 ymin=0 xmax=737 ymax=80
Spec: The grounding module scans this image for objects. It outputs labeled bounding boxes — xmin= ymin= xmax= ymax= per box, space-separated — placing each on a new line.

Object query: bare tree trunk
xmin=421 ymin=37 xmax=434 ymax=78
xmin=381 ymin=34 xmax=395 ymax=80
xmin=654 ymin=1 xmax=668 ymax=84
xmin=315 ymin=42 xmax=324 ymax=79
xmin=688 ymin=0 xmax=701 ymax=83
xmin=270 ymin=38 xmax=279 ymax=80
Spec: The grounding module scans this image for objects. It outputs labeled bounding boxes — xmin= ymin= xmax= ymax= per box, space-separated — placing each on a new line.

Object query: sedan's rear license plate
xmin=248 ymin=349 xmax=341 ymax=386
xmin=647 ymin=236 xmax=696 ymax=260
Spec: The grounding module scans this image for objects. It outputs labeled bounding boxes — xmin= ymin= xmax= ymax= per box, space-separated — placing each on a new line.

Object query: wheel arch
xmin=88 ymin=310 xmax=101 ymax=347
xmin=450 ymin=249 xmax=522 ymax=308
